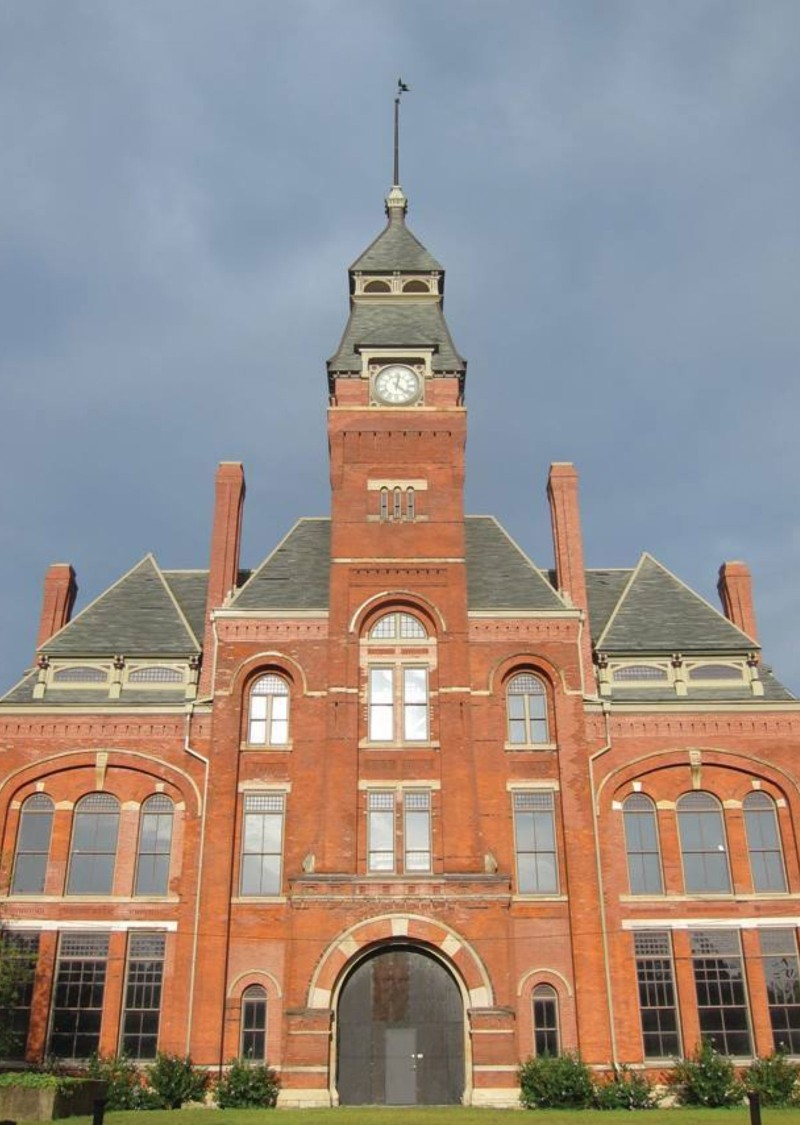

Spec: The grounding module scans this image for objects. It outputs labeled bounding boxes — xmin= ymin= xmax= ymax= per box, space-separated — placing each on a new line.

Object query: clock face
xmin=374 ymin=364 xmax=422 ymax=405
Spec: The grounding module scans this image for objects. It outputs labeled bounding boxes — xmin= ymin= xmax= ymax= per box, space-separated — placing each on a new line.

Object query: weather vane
xmin=394 ymin=77 xmax=410 ymax=187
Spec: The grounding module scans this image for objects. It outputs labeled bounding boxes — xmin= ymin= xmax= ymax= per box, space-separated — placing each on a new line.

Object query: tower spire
xmin=386 ymin=78 xmax=410 ymax=220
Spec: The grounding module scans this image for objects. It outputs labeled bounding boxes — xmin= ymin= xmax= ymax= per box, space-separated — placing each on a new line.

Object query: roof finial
xmin=386 ymin=78 xmax=409 ymax=220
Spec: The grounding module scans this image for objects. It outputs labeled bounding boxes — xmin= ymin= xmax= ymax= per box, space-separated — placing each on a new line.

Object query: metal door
xmin=385 ymin=1027 xmax=417 ymax=1104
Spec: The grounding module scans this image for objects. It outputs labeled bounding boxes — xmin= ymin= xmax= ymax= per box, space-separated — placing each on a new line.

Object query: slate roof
xmin=0 ymin=675 xmax=187 ymax=706
xmin=163 ymin=571 xmax=209 ymax=642
xmin=609 ymin=669 xmax=795 ymax=704
xmin=231 ymin=520 xmax=331 ymax=611
xmin=584 ymin=569 xmax=634 ymax=644
xmin=41 ymin=555 xmax=201 ymax=658
xmin=595 ymin=553 xmax=757 ymax=654
xmin=351 ymin=215 xmax=443 ymax=273
xmin=328 ymin=302 xmax=465 ymax=375
xmin=466 ymin=518 xmax=566 ymax=611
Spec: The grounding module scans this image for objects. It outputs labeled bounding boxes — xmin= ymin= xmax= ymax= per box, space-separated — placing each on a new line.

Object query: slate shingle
xmin=328 ymin=302 xmax=465 ymax=374
xmin=350 ymin=217 xmax=443 ymax=273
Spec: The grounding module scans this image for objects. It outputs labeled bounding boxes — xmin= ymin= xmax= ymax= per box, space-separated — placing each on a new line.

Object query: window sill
xmin=504 ymin=742 xmax=558 ymax=752
xmin=231 ymin=895 xmax=287 ymax=904
xmin=359 ymin=740 xmax=440 ymax=750
xmin=512 ymin=893 xmax=567 ymax=903
xmin=7 ymin=893 xmax=182 ymax=903
xmin=240 ymin=742 xmax=292 ymax=752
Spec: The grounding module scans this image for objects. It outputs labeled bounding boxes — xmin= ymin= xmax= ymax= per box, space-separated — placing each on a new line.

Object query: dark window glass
xmin=0 ymin=931 xmax=40 ymax=1059
xmin=677 ymin=792 xmax=731 ymax=893
xmin=532 ymin=984 xmax=559 ymax=1056
xmin=241 ymin=985 xmax=267 ymax=1061
xmin=67 ymin=794 xmax=120 ymax=895
xmin=12 ymin=794 xmax=54 ymax=894
xmin=135 ymin=796 xmax=174 ymax=896
xmin=623 ymin=794 xmax=663 ymax=894
xmin=121 ymin=933 xmax=165 ymax=1059
xmin=507 ymin=674 xmax=549 ymax=745
xmin=690 ymin=930 xmax=752 ymax=1056
xmin=514 ymin=791 xmax=558 ymax=894
xmin=744 ymin=792 xmax=787 ymax=893
xmin=634 ymin=931 xmax=681 ymax=1058
xmin=49 ymin=933 xmax=109 ymax=1059
xmin=760 ymin=929 xmax=800 ymax=1054
xmin=241 ymin=793 xmax=284 ymax=895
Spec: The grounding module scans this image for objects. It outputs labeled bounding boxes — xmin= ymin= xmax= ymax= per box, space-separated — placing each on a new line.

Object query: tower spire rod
xmin=393 ymin=77 xmax=410 ymax=187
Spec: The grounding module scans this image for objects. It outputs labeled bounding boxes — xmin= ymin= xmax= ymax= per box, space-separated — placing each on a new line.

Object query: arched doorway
xmin=336 ymin=944 xmax=465 ymax=1105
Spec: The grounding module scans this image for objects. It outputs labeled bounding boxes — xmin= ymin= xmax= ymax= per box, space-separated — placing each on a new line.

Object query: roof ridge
xmin=594 ymin=553 xmax=646 ymax=650
xmin=640 ymin=551 xmax=760 ymax=648
xmin=152 ymin=557 xmax=202 ymax=650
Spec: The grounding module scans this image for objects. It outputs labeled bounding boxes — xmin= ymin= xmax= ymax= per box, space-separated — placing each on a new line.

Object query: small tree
xmin=215 ymin=1058 xmax=280 ymax=1108
xmin=0 ymin=926 xmax=37 ymax=1058
xmin=147 ymin=1052 xmax=207 ymax=1108
xmin=746 ymin=1051 xmax=800 ymax=1106
xmin=672 ymin=1040 xmax=744 ymax=1107
xmin=518 ymin=1052 xmax=594 ymax=1108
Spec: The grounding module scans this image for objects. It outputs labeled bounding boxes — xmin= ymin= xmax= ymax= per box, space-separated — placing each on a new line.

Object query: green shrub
xmin=215 ymin=1058 xmax=280 ymax=1108
xmin=746 ymin=1051 xmax=800 ymax=1106
xmin=0 ymin=1073 xmax=83 ymax=1091
xmin=518 ymin=1052 xmax=594 ymax=1108
xmin=147 ymin=1052 xmax=207 ymax=1109
xmin=86 ymin=1053 xmax=161 ymax=1110
xmin=593 ymin=1066 xmax=658 ymax=1109
xmin=672 ymin=1040 xmax=744 ymax=1107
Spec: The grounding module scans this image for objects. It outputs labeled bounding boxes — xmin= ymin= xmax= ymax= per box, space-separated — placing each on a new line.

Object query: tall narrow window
xmin=121 ymin=933 xmax=165 ymax=1059
xmin=241 ymin=985 xmax=267 ymax=1061
xmin=507 ymin=674 xmax=549 ymax=745
xmin=367 ymin=791 xmax=395 ymax=872
xmin=379 ymin=488 xmax=389 ymax=520
xmin=393 ymin=487 xmax=402 ymax=520
xmin=760 ymin=929 xmax=800 ymax=1053
xmin=12 ymin=794 xmax=54 ymax=894
xmin=406 ymin=487 xmax=416 ymax=520
xmin=532 ymin=984 xmax=560 ymax=1056
xmin=677 ymin=791 xmax=731 ymax=893
xmin=0 ymin=931 xmax=40 ymax=1059
xmin=240 ymin=793 xmax=285 ymax=896
xmin=623 ymin=794 xmax=663 ymax=895
xmin=67 ymin=794 xmax=120 ymax=895
xmin=49 ymin=933 xmax=109 ymax=1059
xmin=633 ymin=931 xmax=681 ymax=1058
xmin=690 ymin=929 xmax=752 ymax=1055
xmin=135 ymin=795 xmax=174 ymax=896
xmin=513 ymin=791 xmax=558 ymax=894
xmin=368 ymin=667 xmax=429 ymax=742
xmin=248 ymin=675 xmax=289 ymax=745
xmin=404 ymin=791 xmax=432 ymax=872
xmin=744 ymin=792 xmax=787 ymax=893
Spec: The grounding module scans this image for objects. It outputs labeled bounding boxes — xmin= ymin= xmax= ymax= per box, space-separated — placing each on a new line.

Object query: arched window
xmin=403 ymin=279 xmax=429 ymax=293
xmin=67 ymin=793 xmax=120 ymax=894
xmin=507 ymin=673 xmax=549 ymax=745
xmin=744 ymin=792 xmax=787 ymax=893
xmin=369 ymin=612 xmax=426 ymax=640
xmin=379 ymin=487 xmax=389 ymax=520
xmin=677 ymin=792 xmax=731 ymax=893
xmin=364 ymin=279 xmax=390 ymax=293
xmin=241 ymin=985 xmax=267 ymax=1060
xmin=532 ymin=984 xmax=560 ymax=1056
xmin=366 ymin=612 xmax=430 ymax=744
xmin=248 ymin=674 xmax=289 ymax=746
xmin=12 ymin=794 xmax=54 ymax=894
xmin=406 ymin=487 xmax=415 ymax=520
xmin=623 ymin=794 xmax=663 ymax=895
xmin=135 ymin=795 xmax=174 ymax=896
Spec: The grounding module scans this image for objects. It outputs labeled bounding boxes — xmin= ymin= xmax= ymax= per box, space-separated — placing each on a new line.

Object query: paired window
xmin=248 ymin=674 xmax=289 ymax=746
xmin=690 ymin=929 xmax=752 ymax=1055
xmin=633 ymin=931 xmax=681 ymax=1058
xmin=11 ymin=794 xmax=54 ymax=894
xmin=241 ymin=985 xmax=268 ymax=1061
xmin=507 ymin=674 xmax=549 ymax=746
xmin=513 ymin=791 xmax=558 ymax=894
xmin=49 ymin=932 xmax=109 ymax=1059
xmin=366 ymin=613 xmax=430 ymax=744
xmin=367 ymin=790 xmax=432 ymax=874
xmin=532 ymin=984 xmax=560 ymax=1056
xmin=240 ymin=793 xmax=286 ymax=896
xmin=121 ymin=933 xmax=166 ymax=1059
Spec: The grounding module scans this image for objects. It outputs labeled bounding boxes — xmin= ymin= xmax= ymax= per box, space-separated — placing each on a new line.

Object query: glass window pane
xmin=404 ymin=704 xmax=428 ymax=741
xmin=370 ymin=668 xmax=393 ymax=702
xmin=403 ymin=669 xmax=427 ymax=703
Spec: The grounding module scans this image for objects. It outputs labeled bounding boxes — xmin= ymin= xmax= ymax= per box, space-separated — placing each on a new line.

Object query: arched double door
xmin=337 ymin=945 xmax=465 ymax=1105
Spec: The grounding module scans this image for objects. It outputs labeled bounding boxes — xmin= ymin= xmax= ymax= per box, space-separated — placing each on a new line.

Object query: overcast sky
xmin=2 ymin=1 xmax=799 ymax=695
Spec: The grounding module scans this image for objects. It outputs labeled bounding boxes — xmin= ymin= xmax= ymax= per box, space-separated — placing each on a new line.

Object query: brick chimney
xmin=198 ymin=462 xmax=246 ymax=696
xmin=36 ymin=563 xmax=77 ymax=652
xmin=547 ymin=462 xmax=594 ymax=684
xmin=718 ymin=560 xmax=758 ymax=643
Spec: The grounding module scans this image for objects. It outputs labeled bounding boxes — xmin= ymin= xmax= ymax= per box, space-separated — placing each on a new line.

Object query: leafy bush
xmin=147 ymin=1052 xmax=207 ymax=1109
xmin=215 ymin=1058 xmax=280 ymax=1108
xmin=0 ymin=1073 xmax=83 ymax=1091
xmin=518 ymin=1052 xmax=594 ymax=1108
xmin=746 ymin=1051 xmax=800 ymax=1106
xmin=86 ymin=1053 xmax=161 ymax=1110
xmin=593 ymin=1066 xmax=658 ymax=1109
xmin=672 ymin=1040 xmax=744 ymax=1107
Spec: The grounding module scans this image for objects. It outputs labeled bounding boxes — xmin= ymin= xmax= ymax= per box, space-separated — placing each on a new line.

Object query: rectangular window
xmin=241 ymin=793 xmax=285 ymax=896
xmin=0 ymin=931 xmax=40 ymax=1060
xmin=403 ymin=669 xmax=428 ymax=741
xmin=369 ymin=668 xmax=394 ymax=741
xmin=690 ymin=929 xmax=752 ymax=1056
xmin=513 ymin=791 xmax=558 ymax=894
xmin=404 ymin=791 xmax=432 ymax=872
xmin=49 ymin=933 xmax=109 ymax=1059
xmin=121 ymin=933 xmax=165 ymax=1059
xmin=368 ymin=791 xmax=395 ymax=872
xmin=760 ymin=928 xmax=800 ymax=1054
xmin=634 ymin=931 xmax=681 ymax=1058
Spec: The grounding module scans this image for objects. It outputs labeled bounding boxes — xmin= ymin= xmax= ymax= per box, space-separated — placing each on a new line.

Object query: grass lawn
xmin=32 ymin=1109 xmax=800 ymax=1125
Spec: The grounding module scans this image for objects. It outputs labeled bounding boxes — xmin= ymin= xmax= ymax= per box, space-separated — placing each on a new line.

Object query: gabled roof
xmin=595 ymin=553 xmax=757 ymax=654
xmin=41 ymin=555 xmax=201 ymax=658
xmin=584 ymin=569 xmax=634 ymax=644
xmin=466 ymin=518 xmax=567 ymax=611
xmin=350 ymin=218 xmax=442 ymax=273
xmin=327 ymin=301 xmax=465 ymax=375
xmin=231 ymin=520 xmax=330 ymax=611
xmin=163 ymin=570 xmax=209 ymax=642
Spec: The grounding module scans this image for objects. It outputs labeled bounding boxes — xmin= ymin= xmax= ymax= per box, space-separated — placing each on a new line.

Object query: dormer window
xmin=364 ymin=279 xmax=390 ymax=293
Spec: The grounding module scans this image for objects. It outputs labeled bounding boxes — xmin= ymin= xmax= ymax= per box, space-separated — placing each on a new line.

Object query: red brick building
xmin=2 ymin=179 xmax=800 ymax=1106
